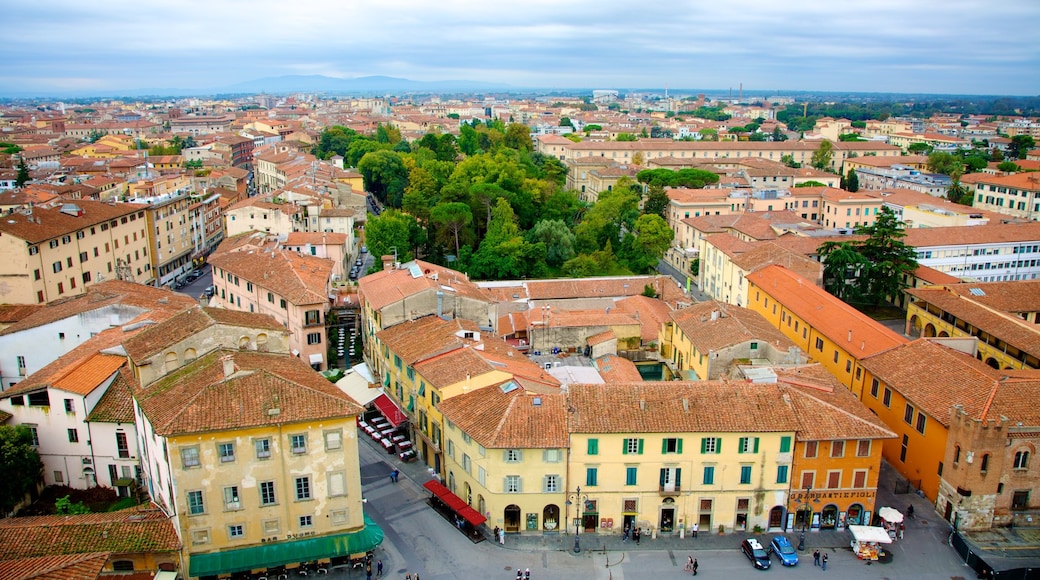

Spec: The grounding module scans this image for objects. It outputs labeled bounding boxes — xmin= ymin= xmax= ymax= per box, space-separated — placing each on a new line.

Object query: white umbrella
xmin=878 ymin=506 xmax=903 ymax=523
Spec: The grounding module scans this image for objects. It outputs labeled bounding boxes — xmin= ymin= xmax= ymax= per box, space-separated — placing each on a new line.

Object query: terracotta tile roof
xmin=479 ymin=351 xmax=560 ymax=390
xmin=209 ymin=248 xmax=332 ymax=305
xmin=523 ymin=276 xmax=669 ymax=301
xmin=567 ymin=381 xmax=801 ymax=434
xmin=859 ymin=339 xmax=1019 ymax=427
xmin=49 ymin=354 xmax=125 ymax=396
xmin=0 ymin=410 xmax=10 ymax=424
xmin=359 ymin=260 xmax=489 ymax=313
xmin=122 ymin=306 xmax=285 ymax=362
xmin=912 ymin=265 xmax=961 ymax=285
xmin=0 ymin=281 xmax=196 ymax=337
xmin=682 ymin=213 xmax=779 ymax=241
xmin=545 ymin=309 xmax=640 ymax=330
xmin=0 ymin=305 xmax=45 ymax=325
xmin=0 ymin=552 xmax=108 ymax=579
xmin=593 ymin=354 xmax=644 ymax=383
xmin=376 ymin=315 xmax=480 ymax=366
xmin=773 ymin=366 xmax=896 ymax=441
xmin=671 ymin=300 xmax=795 ymax=354
xmin=209 ymin=230 xmax=275 ymax=257
xmin=939 ymin=280 xmax=1040 ymax=314
xmin=901 ymin=222 xmax=1040 ymax=248
xmin=437 ymin=383 xmax=568 ymax=448
xmin=0 ymin=200 xmax=147 ymax=244
xmin=705 ymin=232 xmax=755 ymax=258
xmin=283 ymin=231 xmax=348 ymax=246
xmin=586 ymin=329 xmax=616 ymax=345
xmin=905 ymin=287 xmax=1040 ymax=360
xmin=612 ymin=295 xmax=675 ymax=342
xmin=85 ymin=367 xmax=137 ymax=424
xmin=746 ymin=265 xmax=907 ymax=358
xmin=413 ymin=346 xmax=495 ymax=388
xmin=967 ymin=172 xmax=1040 ymax=191
xmin=134 ymin=349 xmax=362 ymax=436
xmin=0 ymin=505 xmax=180 ymax=561
xmin=730 ymin=241 xmax=823 ymax=283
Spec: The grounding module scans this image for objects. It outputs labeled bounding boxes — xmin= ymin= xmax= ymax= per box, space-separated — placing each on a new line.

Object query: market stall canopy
xmin=849 ymin=525 xmax=893 ymax=544
xmin=878 ymin=506 xmax=904 ymax=523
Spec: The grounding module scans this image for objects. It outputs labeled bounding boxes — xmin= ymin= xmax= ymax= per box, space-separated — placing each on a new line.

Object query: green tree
xmin=364 ymin=209 xmax=421 ymax=269
xmin=927 ymin=152 xmax=965 ymax=179
xmin=1008 ymin=135 xmax=1036 ymax=159
xmin=780 ymin=154 xmax=801 ymax=168
xmin=811 ymin=140 xmax=835 ymax=170
xmin=55 ymin=495 xmax=91 ymax=515
xmin=698 ymin=128 xmax=718 ymax=141
xmin=838 ymin=133 xmax=866 ymax=142
xmin=854 ymin=207 xmax=919 ymax=307
xmin=528 ymin=219 xmax=576 ymax=267
xmin=358 ymin=150 xmax=409 ymax=208
xmin=997 ymin=161 xmax=1021 ymax=172
xmin=0 ymin=425 xmax=43 ymax=514
xmin=817 ymin=241 xmax=871 ymax=305
xmin=616 ymin=133 xmax=637 ymax=142
xmin=619 ymin=213 xmax=674 ymax=274
xmin=845 ymin=169 xmax=859 ymax=192
xmin=430 ymin=202 xmax=473 ymax=258
xmin=504 ymin=123 xmax=532 ymax=152
xmin=16 ymin=156 xmax=31 ymax=187
xmin=642 ymin=184 xmax=670 ymax=218
xmin=795 ymin=181 xmax=828 ymax=188
xmin=559 ymin=117 xmax=574 ymax=128
xmin=375 ymin=123 xmax=402 ymax=144
xmin=771 ymin=126 xmax=788 ymax=142
xmin=907 ymin=142 xmax=933 ymax=154
xmin=574 ymin=182 xmax=640 ymax=254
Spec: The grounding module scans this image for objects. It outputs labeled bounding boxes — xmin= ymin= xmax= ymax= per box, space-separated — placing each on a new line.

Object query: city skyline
xmin=2 ymin=0 xmax=1039 ymax=98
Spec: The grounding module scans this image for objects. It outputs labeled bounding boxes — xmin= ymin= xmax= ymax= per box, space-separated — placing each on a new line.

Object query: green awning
xmin=188 ymin=515 xmax=383 ymax=577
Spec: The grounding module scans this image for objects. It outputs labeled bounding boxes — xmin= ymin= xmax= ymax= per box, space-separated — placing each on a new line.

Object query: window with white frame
xmin=223 ymin=486 xmax=241 ymax=510
xmin=228 ymin=524 xmax=244 ymax=539
xmin=255 ymin=438 xmax=271 ymax=459
xmin=218 ymin=442 xmax=235 ymax=463
xmin=181 ymin=446 xmax=200 ymax=469
xmin=325 ymin=430 xmax=342 ymax=450
xmin=505 ymin=475 xmax=521 ymax=493
xmin=295 ymin=476 xmax=311 ymax=500
xmin=544 ymin=474 xmax=560 ymax=493
xmin=462 ymin=454 xmax=471 ymax=473
xmin=290 ymin=434 xmax=307 ymax=454
xmin=187 ymin=490 xmax=205 ymax=515
xmin=504 ymin=449 xmax=521 ymax=462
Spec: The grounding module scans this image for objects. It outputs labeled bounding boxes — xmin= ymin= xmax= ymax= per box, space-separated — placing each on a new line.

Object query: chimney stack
xmin=221 ymin=355 xmax=235 ymax=379
xmin=381 ymin=254 xmax=394 ymax=271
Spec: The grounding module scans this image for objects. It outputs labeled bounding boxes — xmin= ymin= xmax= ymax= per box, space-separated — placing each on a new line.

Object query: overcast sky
xmin=2 ymin=0 xmax=1038 ymax=97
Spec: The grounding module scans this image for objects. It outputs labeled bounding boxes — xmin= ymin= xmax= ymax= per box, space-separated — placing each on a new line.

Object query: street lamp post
xmin=567 ymin=486 xmax=590 ymax=553
xmin=797 ymin=486 xmax=812 ymax=551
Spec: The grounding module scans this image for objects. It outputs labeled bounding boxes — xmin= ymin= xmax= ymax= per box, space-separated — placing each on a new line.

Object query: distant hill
xmin=221 ymin=74 xmax=512 ymax=94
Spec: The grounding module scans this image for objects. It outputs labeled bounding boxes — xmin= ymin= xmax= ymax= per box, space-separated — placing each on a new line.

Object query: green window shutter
xmin=675 ymin=468 xmax=682 ymax=485
xmin=703 ymin=466 xmax=714 ymax=485
xmin=677 ymin=438 xmax=683 ymax=454
xmin=622 ymin=440 xmax=629 ymax=455
xmin=662 ymin=439 xmax=668 ymax=454
xmin=753 ymin=437 xmax=760 ymax=453
xmin=638 ymin=439 xmax=644 ymax=454
xmin=659 ymin=469 xmax=667 ymax=487
xmin=588 ymin=439 xmax=598 ymax=455
xmin=780 ymin=436 xmax=792 ymax=453
xmin=715 ymin=438 xmax=722 ymax=454
xmin=701 ymin=438 xmax=708 ymax=453
xmin=738 ymin=437 xmax=746 ymax=453
xmin=777 ymin=465 xmax=789 ymax=484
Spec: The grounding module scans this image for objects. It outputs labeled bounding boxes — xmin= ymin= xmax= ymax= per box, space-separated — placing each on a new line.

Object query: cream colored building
xmin=0 ymin=200 xmax=154 ymax=304
xmin=224 ymin=197 xmax=300 ymax=238
xmin=136 ymin=191 xmax=197 ymax=287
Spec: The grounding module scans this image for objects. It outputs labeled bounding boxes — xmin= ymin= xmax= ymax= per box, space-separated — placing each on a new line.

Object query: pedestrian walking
xmin=405 ymin=574 xmax=411 ymax=580
xmin=413 ymin=574 xmax=420 ymax=580
xmin=524 ymin=568 xmax=530 ymax=579
xmin=390 ymin=468 xmax=399 ymax=483
xmin=377 ymin=559 xmax=383 ymax=576
xmin=493 ymin=526 xmax=500 ymax=543
xmin=366 ymin=566 xmax=372 ymax=580
xmin=907 ymin=504 xmax=915 ymax=519
xmin=813 ymin=549 xmax=820 ymax=566
xmin=692 ymin=558 xmax=698 ymax=576
xmin=822 ymin=552 xmax=828 ymax=571
xmin=692 ymin=522 xmax=698 ymax=538
xmin=685 ymin=555 xmax=695 ymax=573
xmin=516 ymin=569 xmax=523 ymax=579
xmin=633 ymin=527 xmax=641 ymax=544
xmin=499 ymin=527 xmax=505 ymax=545
xmin=623 ymin=524 xmax=630 ymax=542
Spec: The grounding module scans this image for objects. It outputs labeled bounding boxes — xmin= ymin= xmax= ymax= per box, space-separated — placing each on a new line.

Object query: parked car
xmin=769 ymin=535 xmax=798 ymax=566
xmin=740 ymin=538 xmax=772 ymax=570
xmin=203 ymin=285 xmax=215 ymax=297
xmin=360 ymin=245 xmax=368 ymax=254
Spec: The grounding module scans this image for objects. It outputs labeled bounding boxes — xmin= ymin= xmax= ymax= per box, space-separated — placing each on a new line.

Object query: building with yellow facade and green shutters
xmin=122 ymin=308 xmax=380 ymax=578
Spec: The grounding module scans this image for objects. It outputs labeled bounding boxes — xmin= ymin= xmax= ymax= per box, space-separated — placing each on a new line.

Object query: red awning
xmin=373 ymin=394 xmax=408 ymax=427
xmin=422 ymin=480 xmax=486 ymax=527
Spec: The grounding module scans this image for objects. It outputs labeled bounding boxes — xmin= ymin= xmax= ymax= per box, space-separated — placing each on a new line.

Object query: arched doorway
xmin=504 ymin=505 xmax=521 ymax=532
xmin=908 ymin=315 xmax=921 ymax=337
xmin=795 ymin=506 xmax=811 ymax=530
xmin=83 ymin=467 xmax=96 ymax=488
xmin=447 ymin=471 xmax=455 ymax=494
xmin=820 ymin=504 xmax=839 ymax=529
xmin=543 ymin=504 xmax=560 ymax=532
xmin=938 ymin=331 xmax=949 ymax=337
xmin=478 ymin=495 xmax=486 ymax=520
xmin=847 ymin=503 xmax=864 ymax=525
xmin=464 ymin=482 xmax=472 ymax=505
xmin=985 ymin=357 xmax=999 ymax=369
xmin=923 ymin=323 xmax=936 ymax=337
xmin=768 ymin=506 xmax=784 ymax=530
xmin=659 ymin=498 xmax=676 ymax=533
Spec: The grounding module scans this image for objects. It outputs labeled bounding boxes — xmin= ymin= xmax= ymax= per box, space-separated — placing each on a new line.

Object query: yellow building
xmin=698 ymin=235 xmax=822 ymax=307
xmin=745 ymin=265 xmax=908 ymax=394
xmin=0 ymin=200 xmax=154 ymax=304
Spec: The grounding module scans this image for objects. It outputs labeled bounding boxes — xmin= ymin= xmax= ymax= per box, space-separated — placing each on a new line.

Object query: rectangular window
xmin=740 ymin=465 xmax=752 ymax=484
xmin=187 ymin=490 xmax=205 ymax=515
xmin=853 ymin=470 xmax=867 ymax=488
xmin=801 ymin=471 xmax=814 ymax=489
xmin=224 ymin=486 xmax=241 ymax=510
xmin=325 ymin=430 xmax=342 ymax=450
xmin=218 ymin=442 xmax=235 ymax=463
xmin=228 ymin=524 xmax=244 ymax=539
xmin=462 ymin=454 xmax=471 ymax=473
xmin=815 ymin=337 xmax=824 ymax=351
xmin=831 ymin=440 xmax=845 ymax=458
xmin=626 ymin=467 xmax=638 ymax=486
xmin=904 ymin=403 xmax=915 ymax=425
xmin=587 ymin=439 xmax=599 ymax=455
xmin=662 ymin=437 xmax=682 ymax=454
xmin=182 ymin=446 xmax=200 ymax=468
xmin=66 ymin=428 xmax=78 ymax=443
xmin=586 ymin=467 xmax=598 ymax=486
xmin=295 ymin=476 xmax=311 ymax=500
xmin=827 ymin=471 xmax=841 ymax=489
xmin=307 ymin=332 xmax=322 ymax=345
xmin=702 ymin=466 xmax=715 ymax=485
xmin=504 ymin=449 xmax=522 ymax=462
xmin=543 ymin=449 xmax=562 ymax=463
xmin=305 ymin=310 xmax=321 ymax=326
xmin=544 ymin=474 xmax=560 ymax=493
xmin=505 ymin=475 xmax=521 ymax=493
xmin=777 ymin=465 xmax=789 ymax=484
xmin=478 ymin=467 xmax=487 ymax=487
xmin=290 ymin=434 xmax=307 ymax=454
xmin=260 ymin=481 xmax=276 ymax=505
xmin=857 ymin=440 xmax=871 ymax=457
xmin=870 ymin=378 xmax=879 ymax=398
xmin=883 ymin=388 xmax=892 ymax=408
xmin=328 ymin=471 xmax=346 ymax=497
xmin=701 ymin=437 xmax=720 ymax=454
xmin=622 ymin=438 xmax=643 ymax=454
xmin=804 ymin=441 xmax=818 ymax=458
xmin=255 ymin=438 xmax=271 ymax=459
xmin=738 ymin=437 xmax=759 ymax=454
xmin=299 ymin=515 xmax=313 ymax=528
xmin=916 ymin=413 xmax=927 ymax=434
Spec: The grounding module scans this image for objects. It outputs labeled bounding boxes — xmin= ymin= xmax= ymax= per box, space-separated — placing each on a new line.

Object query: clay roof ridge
xmin=488 ymin=388 xmax=523 ymax=447
xmin=979 ymin=379 xmax=1001 ymax=422
xmin=782 ymin=383 xmax=896 ymax=439
xmin=151 ymin=376 xmax=218 ymax=434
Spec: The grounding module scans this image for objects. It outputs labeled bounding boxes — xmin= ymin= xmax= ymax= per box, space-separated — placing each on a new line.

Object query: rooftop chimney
xmin=221 ymin=354 xmax=235 ymax=379
xmin=381 ymin=254 xmax=394 ymax=271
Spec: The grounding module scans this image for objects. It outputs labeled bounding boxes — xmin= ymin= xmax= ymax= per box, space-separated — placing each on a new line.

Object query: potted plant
xmin=718 ymin=524 xmax=725 ymax=535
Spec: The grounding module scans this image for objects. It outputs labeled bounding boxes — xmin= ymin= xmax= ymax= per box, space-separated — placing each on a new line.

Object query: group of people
xmin=515 ymin=568 xmax=531 ymax=579
xmin=813 ymin=549 xmax=829 ymax=570
xmin=685 ymin=555 xmax=699 ymax=575
xmin=622 ymin=524 xmax=642 ymax=544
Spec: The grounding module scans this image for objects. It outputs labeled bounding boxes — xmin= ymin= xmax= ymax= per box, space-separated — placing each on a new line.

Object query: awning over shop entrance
xmin=188 ymin=515 xmax=384 ymax=577
xmin=422 ymin=480 xmax=487 ymax=527
xmin=373 ymin=393 xmax=407 ymax=427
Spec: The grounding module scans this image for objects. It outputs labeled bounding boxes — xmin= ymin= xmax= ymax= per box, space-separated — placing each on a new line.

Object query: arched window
xmin=239 ymin=336 xmax=251 ymax=349
xmin=164 ymin=351 xmax=178 ymax=370
xmin=1014 ymin=450 xmax=1029 ymax=469
xmin=183 ymin=347 xmax=197 ymax=361
xmin=256 ymin=333 xmax=268 ymax=352
xmin=980 ymin=454 xmax=990 ymax=473
xmin=954 ymin=445 xmax=961 ymax=464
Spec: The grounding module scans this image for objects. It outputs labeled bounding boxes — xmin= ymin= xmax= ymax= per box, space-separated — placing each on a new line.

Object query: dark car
xmin=769 ymin=535 xmax=798 ymax=566
xmin=741 ymin=538 xmax=772 ymax=570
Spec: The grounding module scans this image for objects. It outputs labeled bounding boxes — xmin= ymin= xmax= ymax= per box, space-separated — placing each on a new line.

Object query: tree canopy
xmin=0 ymin=425 xmax=43 ymax=514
